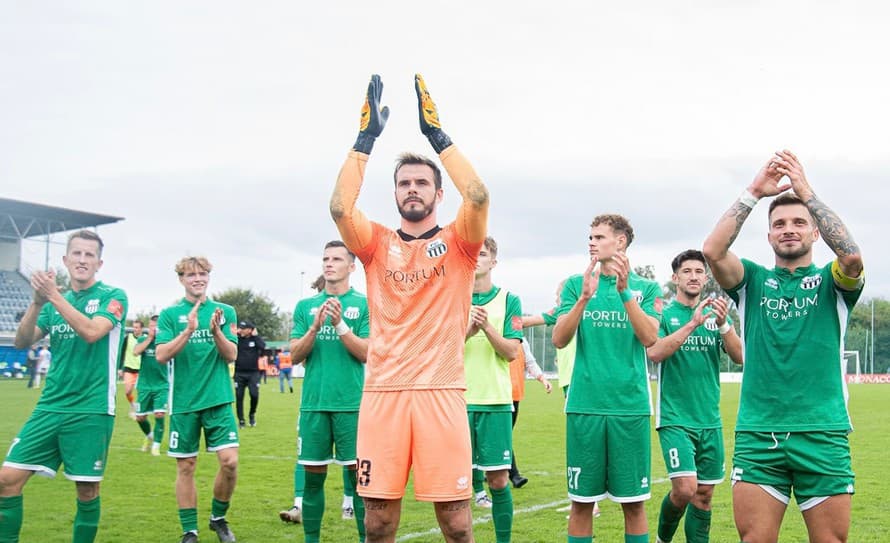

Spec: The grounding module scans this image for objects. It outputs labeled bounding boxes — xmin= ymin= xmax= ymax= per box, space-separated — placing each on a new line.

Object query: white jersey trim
xmin=2 ymin=461 xmax=56 ymax=478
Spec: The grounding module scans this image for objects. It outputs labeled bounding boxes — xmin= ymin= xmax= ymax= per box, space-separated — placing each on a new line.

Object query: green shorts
xmin=3 ymin=410 xmax=114 ymax=482
xmin=658 ymin=426 xmax=725 ymax=484
xmin=566 ymin=414 xmax=651 ymax=503
xmin=168 ymin=404 xmax=239 ymax=458
xmin=136 ymin=389 xmax=168 ymax=416
xmin=298 ymin=411 xmax=359 ymax=466
xmin=731 ymin=431 xmax=854 ymax=509
xmin=468 ymin=409 xmax=513 ymax=471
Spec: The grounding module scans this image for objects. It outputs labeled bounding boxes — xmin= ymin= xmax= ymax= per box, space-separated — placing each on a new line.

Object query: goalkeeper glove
xmin=353 ymin=74 xmax=390 ymax=154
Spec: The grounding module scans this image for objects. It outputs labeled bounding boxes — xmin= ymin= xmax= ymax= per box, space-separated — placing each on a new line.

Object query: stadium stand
xmin=0 ymin=270 xmax=31 ymax=332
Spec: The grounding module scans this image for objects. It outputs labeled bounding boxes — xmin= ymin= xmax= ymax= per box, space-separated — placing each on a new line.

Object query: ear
xmin=436 ymin=188 xmax=444 ymax=204
xmin=671 ymin=272 xmax=679 ymax=285
xmin=812 ymin=227 xmax=820 ymax=242
xmin=617 ymin=234 xmax=628 ymax=251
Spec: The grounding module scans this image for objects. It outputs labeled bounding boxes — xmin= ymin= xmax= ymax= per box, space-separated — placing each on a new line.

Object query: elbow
xmin=505 ymin=342 xmax=519 ymax=362
xmin=646 ymin=348 xmax=664 ymax=364
xmin=701 ymin=240 xmax=721 ymax=264
xmin=13 ymin=338 xmax=28 ymax=350
xmin=552 ymin=332 xmax=568 ymax=350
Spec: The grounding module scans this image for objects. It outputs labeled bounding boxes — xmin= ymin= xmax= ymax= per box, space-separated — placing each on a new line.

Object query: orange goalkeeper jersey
xmin=353 ymin=222 xmax=481 ymax=391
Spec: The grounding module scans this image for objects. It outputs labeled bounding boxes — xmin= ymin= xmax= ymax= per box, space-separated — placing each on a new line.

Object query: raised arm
xmin=553 ymin=260 xmax=599 ymax=349
xmin=703 ymin=157 xmax=788 ymax=289
xmin=647 ymin=299 xmax=711 ymax=363
xmin=330 ymin=75 xmax=388 ymax=252
xmin=415 ymin=74 xmax=489 ymax=244
xmin=773 ymin=150 xmax=864 ymax=286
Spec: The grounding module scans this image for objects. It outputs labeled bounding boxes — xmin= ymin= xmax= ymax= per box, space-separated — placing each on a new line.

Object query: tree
xmin=847 ymin=297 xmax=890 ymax=373
xmin=213 ymin=287 xmax=287 ymax=341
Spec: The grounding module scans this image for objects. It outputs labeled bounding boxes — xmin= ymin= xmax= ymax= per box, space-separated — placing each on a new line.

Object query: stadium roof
xmin=0 ymin=197 xmax=124 ymax=240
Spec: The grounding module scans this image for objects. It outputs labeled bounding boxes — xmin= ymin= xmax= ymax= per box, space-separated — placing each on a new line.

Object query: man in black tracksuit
xmin=234 ymin=320 xmax=265 ymax=427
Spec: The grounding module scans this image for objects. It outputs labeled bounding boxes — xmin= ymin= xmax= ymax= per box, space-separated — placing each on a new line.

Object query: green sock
xmin=567 ymin=536 xmax=593 ymax=543
xmin=211 ymin=497 xmax=229 ymax=520
xmin=473 ymin=469 xmax=485 ymax=494
xmin=657 ymin=493 xmax=684 ymax=542
xmin=153 ymin=416 xmax=165 ymax=444
xmin=137 ymin=419 xmax=151 ymax=435
xmin=343 ymin=467 xmax=355 ymax=498
xmin=348 ymin=470 xmax=365 ymax=542
xmin=178 ymin=507 xmax=198 ymax=534
xmin=624 ymin=534 xmax=648 ymax=543
xmin=684 ymin=504 xmax=712 ymax=543
xmin=303 ymin=471 xmax=327 ymax=543
xmin=0 ymin=495 xmax=24 ymax=543
xmin=490 ymin=485 xmax=513 ymax=543
xmin=294 ymin=462 xmax=306 ymax=506
xmin=72 ymin=497 xmax=100 ymax=543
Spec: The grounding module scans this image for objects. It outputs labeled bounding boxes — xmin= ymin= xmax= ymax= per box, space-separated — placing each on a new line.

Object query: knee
xmin=439 ymin=518 xmax=471 ymax=542
xmin=365 ymin=512 xmax=397 ymax=539
xmin=155 ymin=413 xmax=164 ymax=420
xmin=672 ymin=479 xmax=697 ymax=506
xmin=219 ymin=455 xmax=239 ymax=475
xmin=486 ymin=470 xmax=509 ymax=491
xmin=0 ymin=468 xmax=25 ymax=496
xmin=76 ymin=482 xmax=100 ymax=501
xmin=136 ymin=415 xmax=146 ymax=422
xmin=177 ymin=458 xmax=197 ymax=478
xmin=692 ymin=486 xmax=714 ymax=509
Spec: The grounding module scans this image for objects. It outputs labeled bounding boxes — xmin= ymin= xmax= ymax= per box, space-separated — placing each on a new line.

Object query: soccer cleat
xmin=511 ymin=474 xmax=529 ymax=488
xmin=238 ymin=420 xmax=245 ymax=429
xmin=341 ymin=506 xmax=354 ymax=520
xmin=208 ymin=517 xmax=236 ymax=542
xmin=179 ymin=531 xmax=198 ymax=543
xmin=474 ymin=494 xmax=493 ymax=508
xmin=279 ymin=505 xmax=302 ymax=524
xmin=249 ymin=418 xmax=256 ymax=428
xmin=151 ymin=443 xmax=161 ymax=456
xmin=141 ymin=436 xmax=152 ymax=452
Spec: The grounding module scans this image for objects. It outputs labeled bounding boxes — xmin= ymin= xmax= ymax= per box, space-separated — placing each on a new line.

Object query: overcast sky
xmin=2 ymin=1 xmax=888 ymax=318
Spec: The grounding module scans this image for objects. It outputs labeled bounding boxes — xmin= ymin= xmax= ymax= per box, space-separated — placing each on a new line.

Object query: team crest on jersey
xmin=426 ymin=239 xmax=447 ymax=258
xmin=801 ymin=274 xmax=822 ymax=290
xmin=85 ymin=299 xmax=100 ymax=314
xmin=344 ymin=306 xmax=360 ymax=320
xmin=704 ymin=318 xmax=718 ymax=331
xmin=765 ymin=278 xmax=779 ymax=290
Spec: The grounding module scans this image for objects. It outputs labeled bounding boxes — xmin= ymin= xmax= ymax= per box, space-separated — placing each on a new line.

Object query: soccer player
xmin=155 ymin=256 xmax=239 ymax=543
xmin=119 ymin=319 xmax=144 ymax=419
xmin=702 ymin=150 xmax=864 ymax=543
xmin=1 ymin=229 xmax=127 ymax=543
xmin=508 ymin=338 xmax=553 ymax=489
xmin=330 ymin=73 xmax=489 ymax=543
xmin=463 ymin=236 xmax=522 ymax=542
xmin=552 ymin=215 xmax=661 ymax=543
xmin=646 ymin=250 xmax=743 ymax=543
xmin=233 ymin=320 xmax=265 ymax=428
xmin=132 ymin=315 xmax=168 ymax=456
xmin=280 ymin=240 xmax=369 ymax=543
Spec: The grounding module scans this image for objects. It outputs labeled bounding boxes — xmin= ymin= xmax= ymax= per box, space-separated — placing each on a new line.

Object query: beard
xmin=772 ymin=240 xmax=812 ymax=260
xmin=398 ymin=200 xmax=434 ymax=222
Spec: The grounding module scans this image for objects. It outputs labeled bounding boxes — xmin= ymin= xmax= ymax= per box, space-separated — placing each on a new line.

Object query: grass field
xmin=0 ymin=379 xmax=886 ymax=542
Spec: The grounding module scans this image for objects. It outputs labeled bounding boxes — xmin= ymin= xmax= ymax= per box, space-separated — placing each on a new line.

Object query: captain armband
xmin=831 ymin=259 xmax=864 ymax=290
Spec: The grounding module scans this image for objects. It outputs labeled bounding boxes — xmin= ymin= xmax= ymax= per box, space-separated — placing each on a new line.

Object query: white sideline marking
xmin=396 ymin=476 xmax=671 ymax=541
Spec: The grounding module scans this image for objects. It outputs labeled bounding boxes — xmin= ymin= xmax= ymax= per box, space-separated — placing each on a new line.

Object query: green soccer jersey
xmin=728 ymin=259 xmax=862 ymax=432
xmin=655 ymin=301 xmax=731 ymax=429
xmin=558 ymin=272 xmax=661 ymax=415
xmin=135 ymin=335 xmax=168 ymax=393
xmin=35 ymin=281 xmax=128 ymax=415
xmin=464 ymin=286 xmax=523 ymax=412
xmin=291 ymin=288 xmax=369 ymax=412
xmin=156 ymin=299 xmax=237 ymax=415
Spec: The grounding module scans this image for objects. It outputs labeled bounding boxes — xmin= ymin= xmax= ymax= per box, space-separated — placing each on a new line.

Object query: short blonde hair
xmin=483 ymin=236 xmax=498 ymax=258
xmin=175 ymin=256 xmax=213 ymax=276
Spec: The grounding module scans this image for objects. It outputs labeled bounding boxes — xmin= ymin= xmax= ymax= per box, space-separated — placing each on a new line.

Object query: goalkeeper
xmin=330 ymin=73 xmax=489 ymax=543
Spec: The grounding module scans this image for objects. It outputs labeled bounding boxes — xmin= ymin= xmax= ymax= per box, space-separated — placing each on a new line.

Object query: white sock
xmin=342 ymin=495 xmax=353 ymax=509
xmin=294 ymin=497 xmax=303 ymax=508
xmin=475 ymin=491 xmax=487 ymax=500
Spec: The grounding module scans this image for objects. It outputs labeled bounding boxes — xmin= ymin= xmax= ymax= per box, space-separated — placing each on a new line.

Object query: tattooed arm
xmin=703 ymin=156 xmax=788 ymax=289
xmin=773 ymin=150 xmax=863 ymax=282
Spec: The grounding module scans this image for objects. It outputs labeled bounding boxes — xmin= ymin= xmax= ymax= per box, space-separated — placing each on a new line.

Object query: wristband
xmin=718 ymin=322 xmax=732 ymax=334
xmin=619 ymin=289 xmax=633 ymax=303
xmin=335 ymin=321 xmax=351 ymax=336
xmin=739 ymin=190 xmax=760 ymax=209
xmin=831 ymin=259 xmax=864 ymax=290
